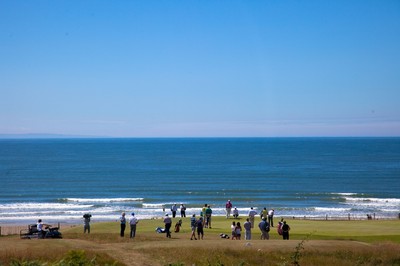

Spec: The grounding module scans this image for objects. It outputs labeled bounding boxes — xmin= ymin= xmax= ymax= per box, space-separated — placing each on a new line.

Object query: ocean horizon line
xmin=1 ymin=134 xmax=399 ymax=140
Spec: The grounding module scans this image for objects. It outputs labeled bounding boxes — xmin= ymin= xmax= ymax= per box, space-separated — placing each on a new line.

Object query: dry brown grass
xmin=1 ymin=218 xmax=400 ymax=265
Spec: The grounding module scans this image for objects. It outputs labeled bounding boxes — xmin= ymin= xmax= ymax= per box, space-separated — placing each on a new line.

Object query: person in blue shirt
xmin=190 ymin=214 xmax=197 ymax=240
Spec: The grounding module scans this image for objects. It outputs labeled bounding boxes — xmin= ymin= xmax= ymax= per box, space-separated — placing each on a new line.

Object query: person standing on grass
xmin=190 ymin=214 xmax=197 ymax=240
xmin=171 ymin=204 xmax=178 ymax=218
xmin=129 ymin=212 xmax=139 ymax=239
xmin=248 ymin=207 xmax=257 ymax=228
xmin=261 ymin=207 xmax=268 ymax=220
xmin=164 ymin=214 xmax=172 ymax=238
xmin=231 ymin=221 xmax=237 ymax=240
xmin=83 ymin=213 xmax=91 ymax=234
xmin=120 ymin=212 xmax=126 ymax=237
xmin=225 ymin=200 xmax=233 ymax=218
xmin=277 ymin=218 xmax=284 ymax=236
xmin=205 ymin=205 xmax=212 ymax=228
xmin=180 ymin=204 xmax=186 ymax=218
xmin=258 ymin=217 xmax=270 ymax=240
xmin=282 ymin=221 xmax=291 ymax=240
xmin=268 ymin=209 xmax=275 ymax=227
xmin=244 ymin=218 xmax=252 ymax=240
xmin=235 ymin=222 xmax=242 ymax=240
xmin=196 ymin=216 xmax=204 ymax=239
xmin=201 ymin=204 xmax=207 ymax=225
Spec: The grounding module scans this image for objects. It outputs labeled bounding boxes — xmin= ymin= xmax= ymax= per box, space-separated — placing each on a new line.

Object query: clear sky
xmin=1 ymin=0 xmax=399 ymax=137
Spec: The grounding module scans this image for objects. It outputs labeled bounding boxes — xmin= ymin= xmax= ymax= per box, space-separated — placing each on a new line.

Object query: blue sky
xmin=1 ymin=0 xmax=399 ymax=137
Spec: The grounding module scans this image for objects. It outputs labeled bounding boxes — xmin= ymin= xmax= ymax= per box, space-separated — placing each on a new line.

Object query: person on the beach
xmin=235 ymin=222 xmax=242 ymax=240
xmin=180 ymin=204 xmax=186 ymax=218
xmin=205 ymin=205 xmax=213 ymax=228
xmin=231 ymin=221 xmax=237 ymax=240
xmin=37 ymin=219 xmax=47 ymax=239
xmin=248 ymin=207 xmax=257 ymax=228
xmin=282 ymin=221 xmax=291 ymax=240
xmin=233 ymin=207 xmax=239 ymax=219
xmin=129 ymin=212 xmax=139 ymax=238
xmin=258 ymin=217 xmax=270 ymax=240
xmin=196 ymin=216 xmax=204 ymax=239
xmin=171 ymin=204 xmax=178 ymax=218
xmin=120 ymin=212 xmax=126 ymax=237
xmin=268 ymin=209 xmax=275 ymax=227
xmin=83 ymin=213 xmax=91 ymax=234
xmin=190 ymin=214 xmax=197 ymax=240
xmin=164 ymin=214 xmax=172 ymax=238
xmin=244 ymin=218 xmax=252 ymax=240
xmin=225 ymin=200 xmax=232 ymax=218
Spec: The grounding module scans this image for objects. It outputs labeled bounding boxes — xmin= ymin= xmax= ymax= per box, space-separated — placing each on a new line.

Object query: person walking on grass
xmin=129 ymin=212 xmax=139 ymax=239
xmin=190 ymin=214 xmax=197 ymax=240
xmin=164 ymin=214 xmax=172 ymax=238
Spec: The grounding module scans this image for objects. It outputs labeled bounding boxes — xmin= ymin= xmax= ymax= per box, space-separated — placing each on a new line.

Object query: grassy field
xmin=1 ymin=216 xmax=400 ymax=265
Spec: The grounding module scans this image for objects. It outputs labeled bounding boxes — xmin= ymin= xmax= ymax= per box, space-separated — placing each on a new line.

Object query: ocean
xmin=0 ymin=137 xmax=399 ymax=225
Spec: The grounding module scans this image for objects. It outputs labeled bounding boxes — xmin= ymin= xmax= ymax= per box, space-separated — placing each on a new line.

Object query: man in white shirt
xmin=37 ymin=219 xmax=47 ymax=239
xmin=129 ymin=212 xmax=139 ymax=238
xmin=268 ymin=209 xmax=275 ymax=227
xmin=248 ymin=207 xmax=257 ymax=228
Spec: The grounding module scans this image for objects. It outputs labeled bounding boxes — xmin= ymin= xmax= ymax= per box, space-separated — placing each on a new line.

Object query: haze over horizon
xmin=1 ymin=1 xmax=399 ymax=137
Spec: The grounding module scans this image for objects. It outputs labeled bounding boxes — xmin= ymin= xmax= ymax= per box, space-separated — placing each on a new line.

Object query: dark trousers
xmin=165 ymin=223 xmax=171 ymax=238
xmin=120 ymin=224 xmax=126 ymax=237
xmin=283 ymin=231 xmax=289 ymax=240
xmin=130 ymin=224 xmax=137 ymax=238
xmin=268 ymin=216 xmax=274 ymax=227
xmin=84 ymin=224 xmax=90 ymax=233
xmin=38 ymin=230 xmax=46 ymax=239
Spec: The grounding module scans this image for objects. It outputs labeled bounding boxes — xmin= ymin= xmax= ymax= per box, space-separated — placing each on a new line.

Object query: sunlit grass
xmin=2 ymin=217 xmax=400 ymax=265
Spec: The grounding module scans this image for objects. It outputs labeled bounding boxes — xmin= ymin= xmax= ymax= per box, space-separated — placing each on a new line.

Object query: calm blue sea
xmin=0 ymin=138 xmax=399 ymax=225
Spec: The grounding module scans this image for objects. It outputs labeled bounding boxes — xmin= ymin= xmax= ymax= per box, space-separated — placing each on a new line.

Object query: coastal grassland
xmin=1 ymin=217 xmax=399 ymax=265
